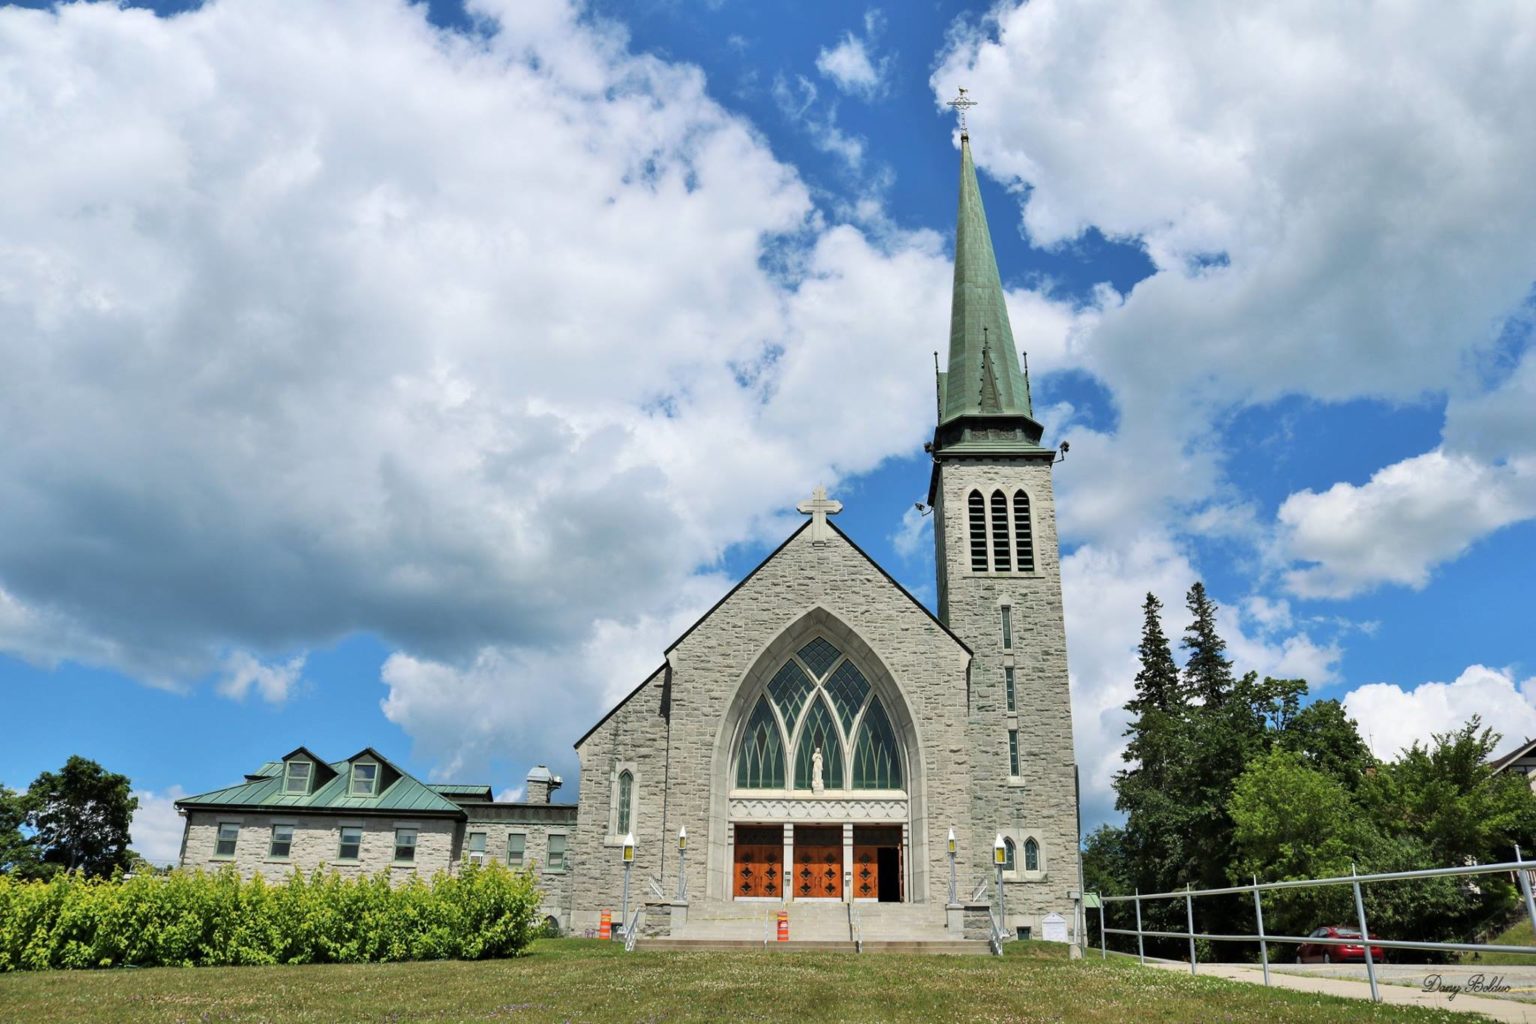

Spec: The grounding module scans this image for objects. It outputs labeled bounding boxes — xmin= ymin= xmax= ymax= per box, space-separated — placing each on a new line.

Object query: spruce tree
xmin=1180 ymin=581 xmax=1234 ymax=706
xmin=1128 ymin=592 xmax=1180 ymax=717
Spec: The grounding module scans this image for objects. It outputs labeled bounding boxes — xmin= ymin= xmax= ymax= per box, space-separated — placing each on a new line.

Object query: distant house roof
xmin=177 ymin=747 xmax=469 ymax=818
xmin=1490 ymin=737 xmax=1536 ymax=774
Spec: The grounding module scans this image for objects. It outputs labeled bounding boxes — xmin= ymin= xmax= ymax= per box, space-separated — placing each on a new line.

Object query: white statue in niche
xmin=812 ymin=747 xmax=825 ymax=794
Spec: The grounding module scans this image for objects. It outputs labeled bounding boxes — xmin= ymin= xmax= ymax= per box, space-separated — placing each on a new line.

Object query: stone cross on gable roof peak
xmin=796 ymin=486 xmax=843 ymax=547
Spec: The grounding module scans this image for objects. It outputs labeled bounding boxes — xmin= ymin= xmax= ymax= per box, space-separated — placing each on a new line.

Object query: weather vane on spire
xmin=946 ymin=87 xmax=977 ymax=136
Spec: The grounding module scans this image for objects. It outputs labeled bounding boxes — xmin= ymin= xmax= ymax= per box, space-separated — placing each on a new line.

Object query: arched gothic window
xmin=736 ymin=697 xmax=785 ymax=789
xmin=616 ymin=770 xmax=633 ymax=835
xmin=1024 ymin=837 xmax=1040 ymax=872
xmin=1003 ymin=837 xmax=1016 ymax=871
xmin=967 ymin=491 xmax=988 ymax=572
xmin=734 ymin=636 xmax=904 ymax=794
xmin=990 ymin=490 xmax=1011 ymax=571
xmin=1012 ymin=490 xmax=1035 ymax=572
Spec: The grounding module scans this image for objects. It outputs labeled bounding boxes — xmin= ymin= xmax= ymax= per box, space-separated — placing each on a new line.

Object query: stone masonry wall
xmin=181 ymin=811 xmax=459 ymax=881
xmin=569 ymin=525 xmax=976 ymax=930
xmin=934 ymin=457 xmax=1082 ymax=939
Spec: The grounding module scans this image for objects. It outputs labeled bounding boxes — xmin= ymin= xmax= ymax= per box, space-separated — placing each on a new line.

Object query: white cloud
xmin=0 ymin=0 xmax=973 ymax=700
xmin=934 ymin=0 xmax=1536 ymax=561
xmin=1344 ymin=665 xmax=1536 ymax=762
xmin=216 ymin=650 xmax=306 ymax=704
xmin=772 ymin=73 xmax=866 ymax=168
xmin=1278 ymin=450 xmax=1536 ymax=599
xmin=891 ymin=505 xmax=930 ymax=559
xmin=815 ymin=11 xmax=892 ymax=100
xmin=130 ymin=786 xmax=186 ymax=867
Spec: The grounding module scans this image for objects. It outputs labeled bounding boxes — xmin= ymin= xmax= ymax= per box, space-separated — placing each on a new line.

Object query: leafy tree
xmin=1276 ymin=698 xmax=1375 ymax=789
xmin=25 ymin=757 xmax=137 ymax=878
xmin=1180 ymin=582 xmax=1233 ymax=707
xmin=1081 ymin=824 xmax=1132 ymax=897
xmin=0 ymin=786 xmax=41 ymax=876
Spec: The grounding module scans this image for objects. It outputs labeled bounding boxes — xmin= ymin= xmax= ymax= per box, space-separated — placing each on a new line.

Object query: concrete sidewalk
xmin=1146 ymin=962 xmax=1536 ymax=1023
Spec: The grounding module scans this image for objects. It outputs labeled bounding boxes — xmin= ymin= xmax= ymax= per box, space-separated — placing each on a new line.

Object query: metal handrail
xmin=645 ymin=876 xmax=665 ymax=899
xmin=623 ymin=907 xmax=643 ymax=952
xmin=849 ymin=901 xmax=863 ymax=952
xmin=1093 ymin=845 xmax=1536 ymax=1004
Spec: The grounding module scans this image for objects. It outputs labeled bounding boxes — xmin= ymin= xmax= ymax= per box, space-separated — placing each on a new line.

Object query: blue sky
xmin=2 ymin=0 xmax=1534 ymax=863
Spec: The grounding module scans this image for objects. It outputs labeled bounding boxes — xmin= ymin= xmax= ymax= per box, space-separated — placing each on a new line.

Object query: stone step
xmin=632 ymin=938 xmax=990 ymax=955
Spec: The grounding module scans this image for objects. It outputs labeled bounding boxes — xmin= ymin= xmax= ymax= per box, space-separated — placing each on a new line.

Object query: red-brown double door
xmin=792 ymin=826 xmax=842 ymax=899
xmin=733 ymin=826 xmax=783 ymax=899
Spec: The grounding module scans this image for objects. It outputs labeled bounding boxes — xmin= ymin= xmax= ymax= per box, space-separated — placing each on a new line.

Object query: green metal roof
xmin=177 ymin=748 xmax=466 ymax=817
xmin=942 ymin=134 xmax=1033 ymax=426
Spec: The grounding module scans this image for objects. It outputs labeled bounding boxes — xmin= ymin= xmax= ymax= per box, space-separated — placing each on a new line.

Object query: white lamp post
xmin=947 ymin=827 xmax=958 ymax=905
xmin=994 ymin=833 xmax=1008 ymax=941
xmin=620 ymin=832 xmax=635 ymax=940
xmin=676 ymin=827 xmax=688 ymax=900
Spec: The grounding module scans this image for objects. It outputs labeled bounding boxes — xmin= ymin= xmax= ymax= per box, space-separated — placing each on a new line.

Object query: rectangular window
xmin=338 ymin=827 xmax=362 ymax=861
xmin=284 ymin=760 xmax=312 ymax=795
xmin=1008 ymin=730 xmax=1020 ymax=776
xmin=1001 ymin=606 xmax=1013 ymax=649
xmin=547 ymin=834 xmax=567 ymax=871
xmin=215 ymin=822 xmax=239 ymax=858
xmin=1004 ymin=666 xmax=1016 ymax=713
xmin=269 ymin=824 xmax=294 ymax=859
xmin=394 ymin=827 xmax=417 ymax=863
xmin=351 ymin=762 xmax=378 ymax=796
xmin=507 ymin=832 xmax=526 ymax=867
xmin=467 ymin=831 xmax=486 ymax=863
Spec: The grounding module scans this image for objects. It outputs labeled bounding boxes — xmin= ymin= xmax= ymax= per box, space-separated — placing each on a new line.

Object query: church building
xmin=567 ymin=125 xmax=1080 ymax=942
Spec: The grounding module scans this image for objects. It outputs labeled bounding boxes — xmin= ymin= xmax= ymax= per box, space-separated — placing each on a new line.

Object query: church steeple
xmin=932 ymin=129 xmax=1046 ymax=457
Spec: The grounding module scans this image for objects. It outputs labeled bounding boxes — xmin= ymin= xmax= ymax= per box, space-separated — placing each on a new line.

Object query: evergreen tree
xmin=1128 ymin=593 xmax=1180 ymax=717
xmin=1180 ymin=582 xmax=1233 ymax=706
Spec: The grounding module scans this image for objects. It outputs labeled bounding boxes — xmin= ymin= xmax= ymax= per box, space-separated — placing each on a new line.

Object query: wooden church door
xmin=792 ymin=826 xmax=842 ymax=900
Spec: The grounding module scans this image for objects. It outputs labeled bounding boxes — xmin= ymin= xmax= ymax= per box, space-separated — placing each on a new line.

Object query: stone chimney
xmin=524 ymin=764 xmax=562 ymax=804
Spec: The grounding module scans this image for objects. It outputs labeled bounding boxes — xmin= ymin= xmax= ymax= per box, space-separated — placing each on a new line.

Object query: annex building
xmin=177 ymin=127 xmax=1081 ymax=944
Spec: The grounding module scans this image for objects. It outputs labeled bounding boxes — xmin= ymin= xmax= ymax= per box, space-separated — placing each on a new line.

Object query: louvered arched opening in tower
xmin=736 ymin=696 xmax=785 ymax=789
xmin=1012 ymin=489 xmax=1035 ymax=572
xmin=990 ymin=490 xmax=1012 ymax=571
xmin=967 ymin=490 xmax=988 ymax=572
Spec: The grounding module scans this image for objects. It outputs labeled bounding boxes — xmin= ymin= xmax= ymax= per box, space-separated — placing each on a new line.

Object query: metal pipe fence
xmin=1093 ymin=848 xmax=1536 ymax=1003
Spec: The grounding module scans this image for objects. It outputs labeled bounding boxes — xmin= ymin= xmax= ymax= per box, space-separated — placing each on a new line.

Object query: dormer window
xmin=284 ymin=760 xmax=312 ymax=795
xmin=350 ymin=762 xmax=378 ymax=796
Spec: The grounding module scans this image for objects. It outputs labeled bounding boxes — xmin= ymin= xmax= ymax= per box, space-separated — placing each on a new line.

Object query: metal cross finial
xmin=796 ymin=486 xmax=843 ymax=547
xmin=947 ymin=87 xmax=977 ymax=136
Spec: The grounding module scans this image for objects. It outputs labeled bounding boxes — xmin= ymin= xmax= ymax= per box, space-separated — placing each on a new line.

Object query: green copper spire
xmin=941 ymin=134 xmax=1034 ymax=425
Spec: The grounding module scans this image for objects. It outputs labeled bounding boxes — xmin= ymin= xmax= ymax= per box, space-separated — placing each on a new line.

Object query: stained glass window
xmin=616 ymin=771 xmax=633 ymax=835
xmin=851 ymin=697 xmax=903 ymax=789
xmin=793 ymin=696 xmax=845 ymax=790
xmin=766 ymin=661 xmax=814 ymax=727
xmin=824 ymin=660 xmax=870 ymax=734
xmin=1004 ymin=837 xmax=1016 ymax=871
xmin=1005 ymin=666 xmax=1016 ymax=713
xmin=736 ymin=697 xmax=786 ymax=789
xmin=1008 ymin=729 xmax=1020 ymax=776
xmin=1024 ymin=837 xmax=1039 ymax=872
xmin=796 ymin=636 xmax=841 ymax=678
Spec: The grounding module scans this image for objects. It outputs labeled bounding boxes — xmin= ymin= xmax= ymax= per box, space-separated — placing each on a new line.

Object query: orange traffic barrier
xmin=599 ymin=909 xmax=612 ymax=940
xmin=776 ymin=909 xmax=789 ymax=942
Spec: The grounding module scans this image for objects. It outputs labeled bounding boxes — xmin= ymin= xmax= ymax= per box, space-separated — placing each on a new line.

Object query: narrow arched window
xmin=990 ymin=490 xmax=1011 ymax=571
xmin=851 ymin=696 xmax=903 ymax=789
xmin=616 ymin=770 xmax=633 ymax=835
xmin=1013 ymin=490 xmax=1035 ymax=572
xmin=794 ymin=695 xmax=845 ymax=790
xmin=1024 ymin=837 xmax=1039 ymax=872
xmin=736 ymin=696 xmax=785 ymax=789
xmin=1003 ymin=837 xmax=1016 ymax=872
xmin=967 ymin=491 xmax=988 ymax=572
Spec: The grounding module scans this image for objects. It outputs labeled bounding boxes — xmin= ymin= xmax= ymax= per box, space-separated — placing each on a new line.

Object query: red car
xmin=1298 ymin=925 xmax=1386 ymax=964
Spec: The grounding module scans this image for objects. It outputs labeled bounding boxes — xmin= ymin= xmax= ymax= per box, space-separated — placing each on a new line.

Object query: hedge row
xmin=0 ymin=863 xmax=543 ymax=970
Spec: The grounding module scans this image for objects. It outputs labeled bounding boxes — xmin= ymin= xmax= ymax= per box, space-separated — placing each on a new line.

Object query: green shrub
xmin=0 ymin=863 xmax=542 ymax=971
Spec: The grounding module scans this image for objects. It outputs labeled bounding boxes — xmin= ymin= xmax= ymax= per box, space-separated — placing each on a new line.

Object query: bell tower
xmin=929 ymin=104 xmax=1079 ymax=923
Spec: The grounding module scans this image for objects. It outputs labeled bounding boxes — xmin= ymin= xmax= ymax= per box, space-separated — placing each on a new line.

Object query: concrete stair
xmin=663 ymin=900 xmax=959 ymax=945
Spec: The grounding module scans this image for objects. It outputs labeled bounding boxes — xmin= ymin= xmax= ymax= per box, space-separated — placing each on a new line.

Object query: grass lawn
xmin=0 ymin=938 xmax=1496 ymax=1024
xmin=1463 ymin=917 xmax=1536 ymax=967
